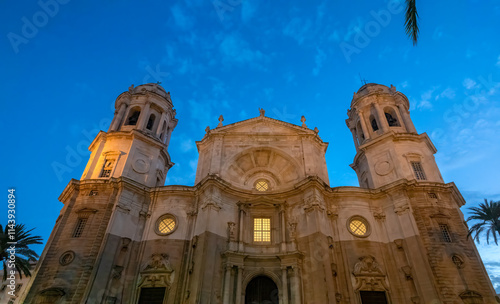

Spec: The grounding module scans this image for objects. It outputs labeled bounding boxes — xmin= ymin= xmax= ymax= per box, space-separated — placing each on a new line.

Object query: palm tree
xmin=466 ymin=199 xmax=500 ymax=245
xmin=0 ymin=223 xmax=43 ymax=280
xmin=404 ymin=0 xmax=419 ymax=45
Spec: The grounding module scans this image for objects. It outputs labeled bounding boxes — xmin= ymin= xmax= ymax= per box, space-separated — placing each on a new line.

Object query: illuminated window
xmin=99 ymin=159 xmax=115 ymax=178
xmin=156 ymin=214 xmax=177 ymax=235
xmin=348 ymin=216 xmax=370 ymax=237
xmin=255 ymin=180 xmax=269 ymax=192
xmin=72 ymin=218 xmax=88 ymax=238
xmin=411 ymin=161 xmax=427 ymax=180
xmin=254 ymin=218 xmax=271 ymax=243
xmin=439 ymin=224 xmax=452 ymax=242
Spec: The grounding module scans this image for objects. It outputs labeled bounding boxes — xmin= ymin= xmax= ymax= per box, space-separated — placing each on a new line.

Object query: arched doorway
xmin=245 ymin=275 xmax=279 ymax=304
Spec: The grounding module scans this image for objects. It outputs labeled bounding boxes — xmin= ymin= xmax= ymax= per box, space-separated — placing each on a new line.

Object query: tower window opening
xmin=254 ymin=218 xmax=271 ymax=243
xmin=384 ymin=108 xmax=400 ymax=127
xmin=146 ymin=114 xmax=156 ymax=130
xmin=439 ymin=224 xmax=452 ymax=242
xmin=99 ymin=159 xmax=115 ymax=178
xmin=371 ymin=117 xmax=379 ymax=131
xmin=411 ymin=161 xmax=427 ymax=180
xmin=72 ymin=218 xmax=88 ymax=238
xmin=126 ymin=108 xmax=141 ymax=125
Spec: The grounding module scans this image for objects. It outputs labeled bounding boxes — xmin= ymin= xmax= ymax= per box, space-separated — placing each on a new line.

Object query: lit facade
xmin=22 ymin=83 xmax=498 ymax=304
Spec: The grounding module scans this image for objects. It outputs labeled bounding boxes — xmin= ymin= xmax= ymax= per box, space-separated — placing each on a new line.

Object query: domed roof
xmin=133 ymin=83 xmax=169 ymax=98
xmin=351 ymin=83 xmax=395 ymax=106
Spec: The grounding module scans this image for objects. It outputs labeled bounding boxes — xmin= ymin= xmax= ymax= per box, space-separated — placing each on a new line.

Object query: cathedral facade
xmin=22 ymin=83 xmax=497 ymax=304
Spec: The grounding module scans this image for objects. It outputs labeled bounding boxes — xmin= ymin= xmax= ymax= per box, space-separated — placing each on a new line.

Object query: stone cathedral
xmin=22 ymin=83 xmax=498 ymax=304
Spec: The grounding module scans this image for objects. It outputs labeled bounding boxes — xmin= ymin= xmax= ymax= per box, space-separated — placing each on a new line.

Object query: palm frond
xmin=404 ymin=0 xmax=419 ymax=45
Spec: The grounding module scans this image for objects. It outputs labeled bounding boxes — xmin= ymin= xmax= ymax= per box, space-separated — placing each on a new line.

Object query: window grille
xmin=439 ymin=224 xmax=452 ymax=242
xmin=411 ymin=161 xmax=427 ymax=180
xmin=100 ymin=159 xmax=115 ymax=178
xmin=254 ymin=218 xmax=271 ymax=243
xmin=73 ymin=218 xmax=88 ymax=238
xmin=428 ymin=192 xmax=437 ymax=199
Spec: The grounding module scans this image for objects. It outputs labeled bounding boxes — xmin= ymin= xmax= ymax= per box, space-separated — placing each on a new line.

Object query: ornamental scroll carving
xmin=138 ymin=253 xmax=175 ymax=289
xmin=352 ymin=255 xmax=389 ymax=291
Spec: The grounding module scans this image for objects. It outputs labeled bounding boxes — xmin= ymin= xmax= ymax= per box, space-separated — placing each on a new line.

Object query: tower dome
xmin=346 ymin=83 xmax=443 ymax=188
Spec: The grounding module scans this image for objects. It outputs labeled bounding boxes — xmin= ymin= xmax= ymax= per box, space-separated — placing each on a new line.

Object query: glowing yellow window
xmin=156 ymin=215 xmax=177 ymax=235
xmin=255 ymin=180 xmax=269 ymax=192
xmin=349 ymin=219 xmax=367 ymax=236
xmin=254 ymin=218 xmax=271 ymax=243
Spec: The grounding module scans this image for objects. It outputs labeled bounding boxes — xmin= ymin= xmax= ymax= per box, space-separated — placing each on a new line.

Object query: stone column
xmin=137 ymin=102 xmax=151 ymax=130
xmin=373 ymin=103 xmax=389 ymax=132
xmin=290 ymin=266 xmax=301 ymax=304
xmin=397 ymin=104 xmax=417 ymax=133
xmin=223 ymin=264 xmax=232 ymax=304
xmin=155 ymin=112 xmax=167 ymax=137
xmin=350 ymin=128 xmax=359 ymax=150
xmin=281 ymin=267 xmax=289 ymax=304
xmin=280 ymin=206 xmax=286 ymax=252
xmin=235 ymin=266 xmax=243 ymax=304
xmin=238 ymin=204 xmax=245 ymax=252
xmin=109 ymin=103 xmax=127 ymax=131
xmin=358 ymin=110 xmax=370 ymax=140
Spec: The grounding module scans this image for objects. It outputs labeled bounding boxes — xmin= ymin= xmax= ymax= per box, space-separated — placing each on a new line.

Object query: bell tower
xmin=346 ymin=83 xmax=444 ymax=188
xmin=81 ymin=83 xmax=177 ymax=187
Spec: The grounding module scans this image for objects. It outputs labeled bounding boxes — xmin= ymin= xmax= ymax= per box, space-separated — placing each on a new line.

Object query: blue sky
xmin=1 ymin=0 xmax=499 ymax=292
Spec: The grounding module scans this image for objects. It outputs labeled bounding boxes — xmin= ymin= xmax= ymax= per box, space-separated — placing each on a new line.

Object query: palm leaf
xmin=404 ymin=0 xmax=419 ymax=45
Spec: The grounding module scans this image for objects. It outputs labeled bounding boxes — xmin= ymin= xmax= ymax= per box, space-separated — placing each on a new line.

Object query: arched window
xmin=125 ymin=107 xmax=141 ymax=126
xmin=146 ymin=114 xmax=156 ymax=130
xmin=370 ymin=115 xmax=379 ymax=131
xmin=384 ymin=107 xmax=400 ymax=127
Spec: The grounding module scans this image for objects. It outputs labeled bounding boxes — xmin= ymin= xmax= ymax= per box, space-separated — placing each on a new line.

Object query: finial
xmin=218 ymin=115 xmax=224 ymax=127
xmin=259 ymin=108 xmax=265 ymax=116
xmin=314 ymin=127 xmax=319 ymax=134
xmin=128 ymin=84 xmax=134 ymax=92
xmin=205 ymin=126 xmax=210 ymax=133
xmin=301 ymin=116 xmax=307 ymax=128
xmin=390 ymin=84 xmax=396 ymax=93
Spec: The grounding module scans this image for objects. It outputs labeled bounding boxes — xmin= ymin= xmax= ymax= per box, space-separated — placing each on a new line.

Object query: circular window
xmin=255 ymin=179 xmax=269 ymax=192
xmin=59 ymin=251 xmax=75 ymax=266
xmin=155 ymin=214 xmax=177 ymax=235
xmin=347 ymin=216 xmax=370 ymax=237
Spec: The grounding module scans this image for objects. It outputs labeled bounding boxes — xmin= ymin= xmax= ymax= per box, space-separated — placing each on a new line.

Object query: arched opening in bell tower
xmin=245 ymin=276 xmax=279 ymax=304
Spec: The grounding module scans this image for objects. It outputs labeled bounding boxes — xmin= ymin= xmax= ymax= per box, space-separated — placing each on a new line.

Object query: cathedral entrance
xmin=245 ymin=276 xmax=279 ymax=304
xmin=359 ymin=291 xmax=388 ymax=304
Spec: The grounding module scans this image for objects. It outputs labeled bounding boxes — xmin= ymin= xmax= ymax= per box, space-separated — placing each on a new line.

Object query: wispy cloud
xmin=283 ymin=17 xmax=313 ymax=45
xmin=170 ymin=4 xmax=194 ymax=31
xmin=312 ymin=48 xmax=327 ymax=76
xmin=219 ymin=33 xmax=267 ymax=69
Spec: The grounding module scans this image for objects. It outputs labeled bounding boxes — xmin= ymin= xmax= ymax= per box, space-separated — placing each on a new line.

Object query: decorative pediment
xmin=459 ymin=290 xmax=483 ymax=304
xmin=352 ymin=256 xmax=389 ymax=291
xmin=75 ymin=208 xmax=98 ymax=218
xmin=138 ymin=253 xmax=175 ymax=289
xmin=208 ymin=115 xmax=317 ymax=136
